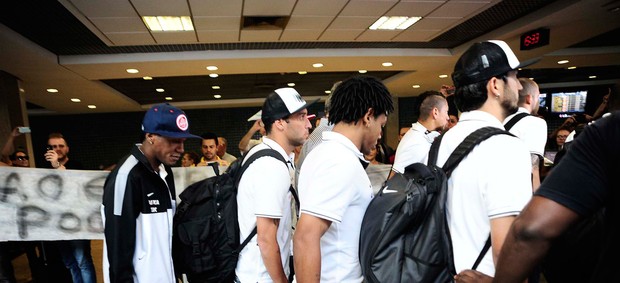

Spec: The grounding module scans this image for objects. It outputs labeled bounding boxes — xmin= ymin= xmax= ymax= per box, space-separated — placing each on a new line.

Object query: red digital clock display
xmin=520 ymin=28 xmax=550 ymax=50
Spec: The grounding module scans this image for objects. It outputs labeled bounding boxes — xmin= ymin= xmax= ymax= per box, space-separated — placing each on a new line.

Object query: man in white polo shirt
xmin=236 ymin=88 xmax=316 ymax=283
xmin=392 ymin=90 xmax=450 ymax=175
xmin=441 ymin=40 xmax=532 ymax=280
xmin=294 ymin=76 xmax=394 ymax=282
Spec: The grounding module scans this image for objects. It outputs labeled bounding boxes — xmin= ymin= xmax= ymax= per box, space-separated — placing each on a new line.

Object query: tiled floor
xmin=12 ymin=240 xmax=104 ymax=283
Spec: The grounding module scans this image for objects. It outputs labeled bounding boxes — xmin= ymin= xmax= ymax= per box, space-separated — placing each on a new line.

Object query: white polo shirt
xmin=435 ymin=110 xmax=531 ymax=277
xmin=392 ymin=122 xmax=440 ymax=173
xmin=236 ymin=137 xmax=294 ymax=282
xmin=298 ymin=131 xmax=374 ymax=282
xmin=504 ymin=107 xmax=548 ymax=157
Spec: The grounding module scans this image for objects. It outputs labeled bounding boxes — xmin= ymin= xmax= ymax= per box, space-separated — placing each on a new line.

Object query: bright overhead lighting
xmin=212 ymin=86 xmax=220 ymax=90
xmin=439 ymin=74 xmax=448 ymax=78
xmin=165 ymin=97 xmax=173 ymax=101
xmin=143 ymin=16 xmax=194 ymax=31
xmin=567 ymin=66 xmax=577 ymax=70
xmin=209 ymin=74 xmax=219 ymax=78
xmin=312 ymin=63 xmax=323 ymax=68
xmin=46 ymin=88 xmax=59 ymax=93
xmin=87 ymin=105 xmax=97 ymax=109
xmin=156 ymin=88 xmax=165 ymax=92
xmin=589 ymin=75 xmax=597 ymax=79
xmin=358 ymin=70 xmax=368 ymax=74
xmin=412 ymin=85 xmax=420 ymax=88
xmin=143 ymin=76 xmax=153 ymax=80
xmin=19 ymin=88 xmax=25 ymax=93
xmin=70 ymin=98 xmax=81 ymax=102
xmin=369 ymin=16 xmax=422 ymax=30
xmin=287 ymin=83 xmax=296 ymax=87
xmin=126 ymin=69 xmax=139 ymax=74
xmin=213 ymin=94 xmax=222 ymax=99
xmin=298 ymin=71 xmax=307 ymax=75
xmin=557 ymin=60 xmax=569 ymax=64
xmin=382 ymin=62 xmax=393 ymax=67
xmin=206 ymin=66 xmax=218 ymax=71
xmin=325 ymin=90 xmax=331 ymax=94
xmin=529 ymin=78 xmax=535 ymax=80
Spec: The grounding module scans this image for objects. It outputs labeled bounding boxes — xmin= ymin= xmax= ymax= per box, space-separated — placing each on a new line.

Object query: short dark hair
xmin=454 ymin=73 xmax=510 ymax=112
xmin=328 ymin=76 xmax=394 ymax=125
xmin=200 ymin=132 xmax=219 ymax=145
xmin=183 ymin=151 xmax=200 ymax=165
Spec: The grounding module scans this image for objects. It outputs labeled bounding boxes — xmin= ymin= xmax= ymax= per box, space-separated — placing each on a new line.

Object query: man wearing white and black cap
xmin=235 ymin=88 xmax=315 ymax=282
xmin=434 ymin=40 xmax=533 ymax=281
xmin=101 ymin=103 xmax=200 ymax=283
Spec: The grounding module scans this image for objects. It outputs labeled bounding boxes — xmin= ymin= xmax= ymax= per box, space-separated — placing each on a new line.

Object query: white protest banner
xmin=0 ymin=164 xmax=390 ymax=241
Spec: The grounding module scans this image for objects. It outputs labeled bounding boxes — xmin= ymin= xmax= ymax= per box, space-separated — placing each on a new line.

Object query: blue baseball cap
xmin=141 ymin=103 xmax=201 ymax=139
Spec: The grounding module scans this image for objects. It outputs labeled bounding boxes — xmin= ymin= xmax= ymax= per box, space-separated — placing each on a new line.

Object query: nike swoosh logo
xmin=383 ymin=188 xmax=399 ymax=193
xmin=147 ymin=192 xmax=154 ymax=197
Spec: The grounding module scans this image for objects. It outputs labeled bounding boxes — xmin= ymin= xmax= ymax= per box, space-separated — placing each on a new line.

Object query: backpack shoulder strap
xmin=442 ymin=126 xmax=513 ymax=176
xmin=504 ymin=112 xmax=529 ymax=131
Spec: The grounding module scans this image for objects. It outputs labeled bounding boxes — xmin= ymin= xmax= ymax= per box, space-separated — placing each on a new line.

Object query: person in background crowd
xmin=181 ymin=151 xmax=199 ymax=167
xmin=102 ymin=103 xmax=200 ymax=283
xmin=197 ymin=132 xmax=229 ymax=166
xmin=1 ymin=127 xmax=29 ymax=167
xmin=445 ymin=40 xmax=532 ymax=281
xmin=447 ymin=114 xmax=459 ymax=130
xmin=392 ymin=90 xmax=449 ymax=176
xmin=294 ymin=76 xmax=394 ymax=282
xmin=364 ymin=145 xmax=382 ymax=165
xmin=239 ymin=111 xmax=266 ymax=156
xmin=387 ymin=126 xmax=411 ymax=164
xmin=217 ymin=137 xmax=237 ymax=164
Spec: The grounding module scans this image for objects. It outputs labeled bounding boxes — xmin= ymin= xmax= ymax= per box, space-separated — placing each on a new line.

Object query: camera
xmin=46 ymin=145 xmax=53 ymax=151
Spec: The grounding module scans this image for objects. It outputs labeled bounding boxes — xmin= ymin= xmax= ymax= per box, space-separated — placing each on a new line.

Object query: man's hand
xmin=454 ymin=269 xmax=493 ymax=283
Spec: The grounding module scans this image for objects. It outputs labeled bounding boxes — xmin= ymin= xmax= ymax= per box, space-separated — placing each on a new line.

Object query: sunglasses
xmin=14 ymin=156 xmax=29 ymax=161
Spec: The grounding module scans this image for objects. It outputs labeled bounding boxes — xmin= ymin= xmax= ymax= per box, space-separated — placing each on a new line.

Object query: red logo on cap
xmin=176 ymin=114 xmax=188 ymax=131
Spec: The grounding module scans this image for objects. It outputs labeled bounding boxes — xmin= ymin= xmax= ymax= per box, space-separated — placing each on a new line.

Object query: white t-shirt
xmin=298 ymin=131 xmax=374 ymax=282
xmin=236 ymin=137 xmax=294 ymax=282
xmin=392 ymin=121 xmax=440 ymax=173
xmin=504 ymin=107 xmax=548 ymax=157
xmin=436 ymin=110 xmax=532 ymax=276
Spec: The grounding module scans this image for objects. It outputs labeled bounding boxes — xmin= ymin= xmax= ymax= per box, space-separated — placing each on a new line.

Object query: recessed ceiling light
xmin=142 ymin=16 xmax=194 ymax=31
xmin=312 ymin=63 xmax=323 ymax=68
xmin=287 ymin=83 xmax=296 ymax=87
xmin=567 ymin=66 xmax=577 ymax=70
xmin=126 ymin=69 xmax=139 ymax=74
xmin=156 ymin=88 xmax=165 ymax=92
xmin=70 ymin=98 xmax=81 ymax=102
xmin=529 ymin=78 xmax=535 ymax=80
xmin=165 ymin=97 xmax=173 ymax=101
xmin=589 ymin=75 xmax=597 ymax=79
xmin=213 ymin=94 xmax=222 ymax=99
xmin=212 ymin=86 xmax=220 ymax=90
xmin=439 ymin=74 xmax=448 ymax=78
xmin=87 ymin=105 xmax=96 ymax=109
xmin=325 ymin=90 xmax=331 ymax=94
xmin=298 ymin=71 xmax=307 ymax=75
xmin=359 ymin=70 xmax=368 ymax=74
xmin=143 ymin=76 xmax=153 ymax=80
xmin=209 ymin=74 xmax=219 ymax=78
xmin=557 ymin=60 xmax=569 ymax=64
xmin=369 ymin=16 xmax=422 ymax=30
xmin=19 ymin=88 xmax=25 ymax=93
xmin=46 ymin=88 xmax=59 ymax=93
xmin=206 ymin=66 xmax=218 ymax=71
xmin=412 ymin=85 xmax=420 ymax=88
xmin=382 ymin=62 xmax=393 ymax=67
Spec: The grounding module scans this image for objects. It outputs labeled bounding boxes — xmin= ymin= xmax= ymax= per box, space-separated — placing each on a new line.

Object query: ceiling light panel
xmin=143 ymin=16 xmax=194 ymax=31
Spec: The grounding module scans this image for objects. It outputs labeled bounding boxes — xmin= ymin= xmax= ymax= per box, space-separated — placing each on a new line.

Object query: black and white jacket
xmin=101 ymin=144 xmax=176 ymax=283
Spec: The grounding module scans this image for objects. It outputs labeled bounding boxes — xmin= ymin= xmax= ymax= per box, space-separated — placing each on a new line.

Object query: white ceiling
xmin=1 ymin=0 xmax=619 ymax=114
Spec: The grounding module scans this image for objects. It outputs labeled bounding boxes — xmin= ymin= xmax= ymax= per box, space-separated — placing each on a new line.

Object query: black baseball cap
xmin=452 ymin=40 xmax=533 ymax=87
xmin=261 ymin=88 xmax=319 ymax=124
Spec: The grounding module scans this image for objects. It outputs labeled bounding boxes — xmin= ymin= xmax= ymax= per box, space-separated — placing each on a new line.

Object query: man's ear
xmin=432 ymin=107 xmax=440 ymax=118
xmin=525 ymin=94 xmax=533 ymax=105
xmin=363 ymin=108 xmax=375 ymax=126
xmin=487 ymin=77 xmax=501 ymax=98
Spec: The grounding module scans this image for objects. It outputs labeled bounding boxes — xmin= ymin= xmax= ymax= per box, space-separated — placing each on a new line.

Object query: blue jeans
xmin=58 ymin=240 xmax=96 ymax=283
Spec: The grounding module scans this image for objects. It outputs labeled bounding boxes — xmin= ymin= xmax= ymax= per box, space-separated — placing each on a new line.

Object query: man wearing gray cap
xmin=441 ymin=40 xmax=533 ymax=280
xmin=101 ymin=103 xmax=200 ymax=283
xmin=235 ymin=88 xmax=315 ymax=283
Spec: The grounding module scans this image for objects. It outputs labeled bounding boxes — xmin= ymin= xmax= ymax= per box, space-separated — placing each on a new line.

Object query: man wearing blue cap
xmin=101 ymin=103 xmax=200 ymax=283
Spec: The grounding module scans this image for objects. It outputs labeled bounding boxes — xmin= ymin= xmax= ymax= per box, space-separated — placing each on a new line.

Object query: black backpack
xmin=360 ymin=126 xmax=510 ymax=283
xmin=172 ymin=148 xmax=288 ymax=283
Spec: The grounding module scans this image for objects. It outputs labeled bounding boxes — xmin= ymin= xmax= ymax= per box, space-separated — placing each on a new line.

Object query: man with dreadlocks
xmin=293 ymin=76 xmax=394 ymax=282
